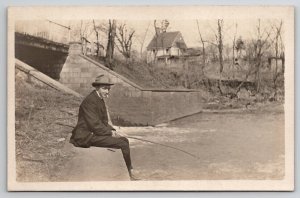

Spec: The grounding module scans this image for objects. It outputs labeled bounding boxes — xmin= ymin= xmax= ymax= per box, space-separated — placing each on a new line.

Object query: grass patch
xmin=15 ymin=69 xmax=81 ymax=181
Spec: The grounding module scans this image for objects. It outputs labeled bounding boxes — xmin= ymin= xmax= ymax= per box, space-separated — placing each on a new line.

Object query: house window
xmin=166 ymin=48 xmax=169 ymax=54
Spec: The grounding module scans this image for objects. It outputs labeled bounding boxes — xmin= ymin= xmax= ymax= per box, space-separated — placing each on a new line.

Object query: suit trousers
xmin=90 ymin=136 xmax=133 ymax=171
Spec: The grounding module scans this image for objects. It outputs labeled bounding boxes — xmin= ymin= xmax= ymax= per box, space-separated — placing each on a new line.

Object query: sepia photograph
xmin=7 ymin=6 xmax=294 ymax=191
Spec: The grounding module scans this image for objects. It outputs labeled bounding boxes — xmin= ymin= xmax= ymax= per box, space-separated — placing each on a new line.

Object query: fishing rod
xmin=55 ymin=122 xmax=199 ymax=160
xmin=125 ymin=136 xmax=199 ymax=160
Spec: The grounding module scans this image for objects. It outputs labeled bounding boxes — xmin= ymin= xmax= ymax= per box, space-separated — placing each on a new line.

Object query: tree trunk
xmin=153 ymin=20 xmax=160 ymax=63
xmin=218 ymin=19 xmax=224 ymax=73
xmin=106 ymin=19 xmax=117 ymax=67
xmin=255 ymin=20 xmax=262 ymax=92
xmin=256 ymin=62 xmax=261 ymax=92
xmin=93 ymin=20 xmax=100 ymax=56
xmin=196 ymin=20 xmax=206 ymax=76
xmin=282 ymin=53 xmax=285 ymax=74
xmin=140 ymin=22 xmax=150 ymax=59
xmin=217 ymin=19 xmax=224 ymax=94
xmin=232 ymin=23 xmax=237 ymax=67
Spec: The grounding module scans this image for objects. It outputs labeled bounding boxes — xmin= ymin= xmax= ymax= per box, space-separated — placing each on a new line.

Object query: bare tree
xmin=232 ymin=23 xmax=237 ymax=66
xmin=106 ymin=19 xmax=117 ymax=66
xmin=79 ymin=20 xmax=92 ymax=54
xmin=217 ymin=19 xmax=224 ymax=74
xmin=196 ymin=20 xmax=206 ymax=76
xmin=270 ymin=20 xmax=284 ymax=100
xmin=70 ymin=21 xmax=90 ymax=43
xmin=195 ymin=20 xmax=215 ymax=91
xmin=235 ymin=37 xmax=245 ymax=57
xmin=115 ymin=23 xmax=135 ymax=60
xmin=214 ymin=19 xmax=224 ymax=94
xmin=152 ymin=20 xmax=160 ymax=63
xmin=202 ymin=19 xmax=225 ymax=93
xmin=138 ymin=21 xmax=150 ymax=59
xmin=253 ymin=19 xmax=271 ymax=92
xmin=235 ymin=19 xmax=272 ymax=95
xmin=92 ymin=20 xmax=105 ymax=56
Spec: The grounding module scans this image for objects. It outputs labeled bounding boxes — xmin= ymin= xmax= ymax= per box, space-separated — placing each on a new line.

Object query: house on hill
xmin=146 ymin=31 xmax=187 ymax=65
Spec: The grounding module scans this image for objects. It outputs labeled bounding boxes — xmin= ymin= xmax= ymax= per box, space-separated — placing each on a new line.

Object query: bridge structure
xmin=15 ymin=20 xmax=70 ymax=80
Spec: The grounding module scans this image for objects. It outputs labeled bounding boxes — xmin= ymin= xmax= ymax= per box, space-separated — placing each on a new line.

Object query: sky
xmin=132 ymin=19 xmax=283 ymax=47
xmin=70 ymin=19 xmax=284 ymax=51
xmin=15 ymin=18 xmax=284 ymax=53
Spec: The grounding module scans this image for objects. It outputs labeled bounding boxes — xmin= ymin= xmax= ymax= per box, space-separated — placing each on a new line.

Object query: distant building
xmin=182 ymin=47 xmax=203 ymax=65
xmin=268 ymin=52 xmax=285 ymax=73
xmin=146 ymin=31 xmax=187 ymax=64
xmin=80 ymin=37 xmax=105 ymax=56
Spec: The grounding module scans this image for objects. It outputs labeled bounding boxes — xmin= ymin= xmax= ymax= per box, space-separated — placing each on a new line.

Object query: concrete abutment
xmin=60 ymin=43 xmax=204 ymax=125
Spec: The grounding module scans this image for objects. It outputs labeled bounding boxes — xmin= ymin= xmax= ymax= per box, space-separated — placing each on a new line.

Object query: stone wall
xmin=60 ymin=43 xmax=204 ymax=125
xmin=108 ymin=84 xmax=152 ymax=125
xmin=60 ymin=42 xmax=142 ymax=96
xmin=149 ymin=91 xmax=203 ymax=124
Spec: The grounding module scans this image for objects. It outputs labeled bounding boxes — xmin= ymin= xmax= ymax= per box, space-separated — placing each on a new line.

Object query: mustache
xmin=102 ymin=93 xmax=109 ymax=97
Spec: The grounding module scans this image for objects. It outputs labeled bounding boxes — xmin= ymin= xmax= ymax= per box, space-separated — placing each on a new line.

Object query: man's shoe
xmin=129 ymin=169 xmax=141 ymax=181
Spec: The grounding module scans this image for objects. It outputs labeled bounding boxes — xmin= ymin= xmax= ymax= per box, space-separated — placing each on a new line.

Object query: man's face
xmin=99 ymin=85 xmax=111 ymax=98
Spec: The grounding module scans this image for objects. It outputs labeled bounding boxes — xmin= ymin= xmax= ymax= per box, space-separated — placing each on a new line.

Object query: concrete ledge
xmin=58 ymin=139 xmax=130 ymax=181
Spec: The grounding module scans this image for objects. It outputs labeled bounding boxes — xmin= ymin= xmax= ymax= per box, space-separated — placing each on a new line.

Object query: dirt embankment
xmin=15 ymin=68 xmax=81 ymax=182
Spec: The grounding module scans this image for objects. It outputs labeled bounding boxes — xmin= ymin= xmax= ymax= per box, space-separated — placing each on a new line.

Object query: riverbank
xmin=15 ymin=65 xmax=284 ymax=181
xmin=55 ymin=103 xmax=284 ymax=181
xmin=120 ymin=104 xmax=285 ymax=180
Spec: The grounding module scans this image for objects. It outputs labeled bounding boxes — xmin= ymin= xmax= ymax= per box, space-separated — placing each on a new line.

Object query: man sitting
xmin=70 ymin=74 xmax=139 ymax=180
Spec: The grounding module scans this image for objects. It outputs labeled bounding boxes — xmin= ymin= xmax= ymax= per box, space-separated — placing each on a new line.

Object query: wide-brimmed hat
xmin=92 ymin=74 xmax=114 ymax=87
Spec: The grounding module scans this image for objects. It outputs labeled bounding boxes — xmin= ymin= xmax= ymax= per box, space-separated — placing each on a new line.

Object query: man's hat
xmin=92 ymin=74 xmax=114 ymax=87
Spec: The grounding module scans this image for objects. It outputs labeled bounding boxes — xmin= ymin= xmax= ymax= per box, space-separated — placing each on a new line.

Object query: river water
xmin=121 ymin=105 xmax=285 ymax=180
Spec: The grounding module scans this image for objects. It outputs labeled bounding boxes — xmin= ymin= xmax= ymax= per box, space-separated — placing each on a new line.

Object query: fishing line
xmin=56 ymin=122 xmax=199 ymax=160
xmin=125 ymin=136 xmax=199 ymax=159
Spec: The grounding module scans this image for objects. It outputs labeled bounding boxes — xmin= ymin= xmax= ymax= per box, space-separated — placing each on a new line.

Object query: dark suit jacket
xmin=70 ymin=90 xmax=115 ymax=148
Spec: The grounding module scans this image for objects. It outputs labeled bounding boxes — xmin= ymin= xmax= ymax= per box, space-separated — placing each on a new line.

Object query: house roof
xmin=183 ymin=47 xmax=202 ymax=57
xmin=147 ymin=31 xmax=187 ymax=50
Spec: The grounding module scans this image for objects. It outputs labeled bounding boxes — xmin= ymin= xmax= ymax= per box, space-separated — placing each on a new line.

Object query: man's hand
xmin=112 ymin=130 xmax=122 ymax=138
